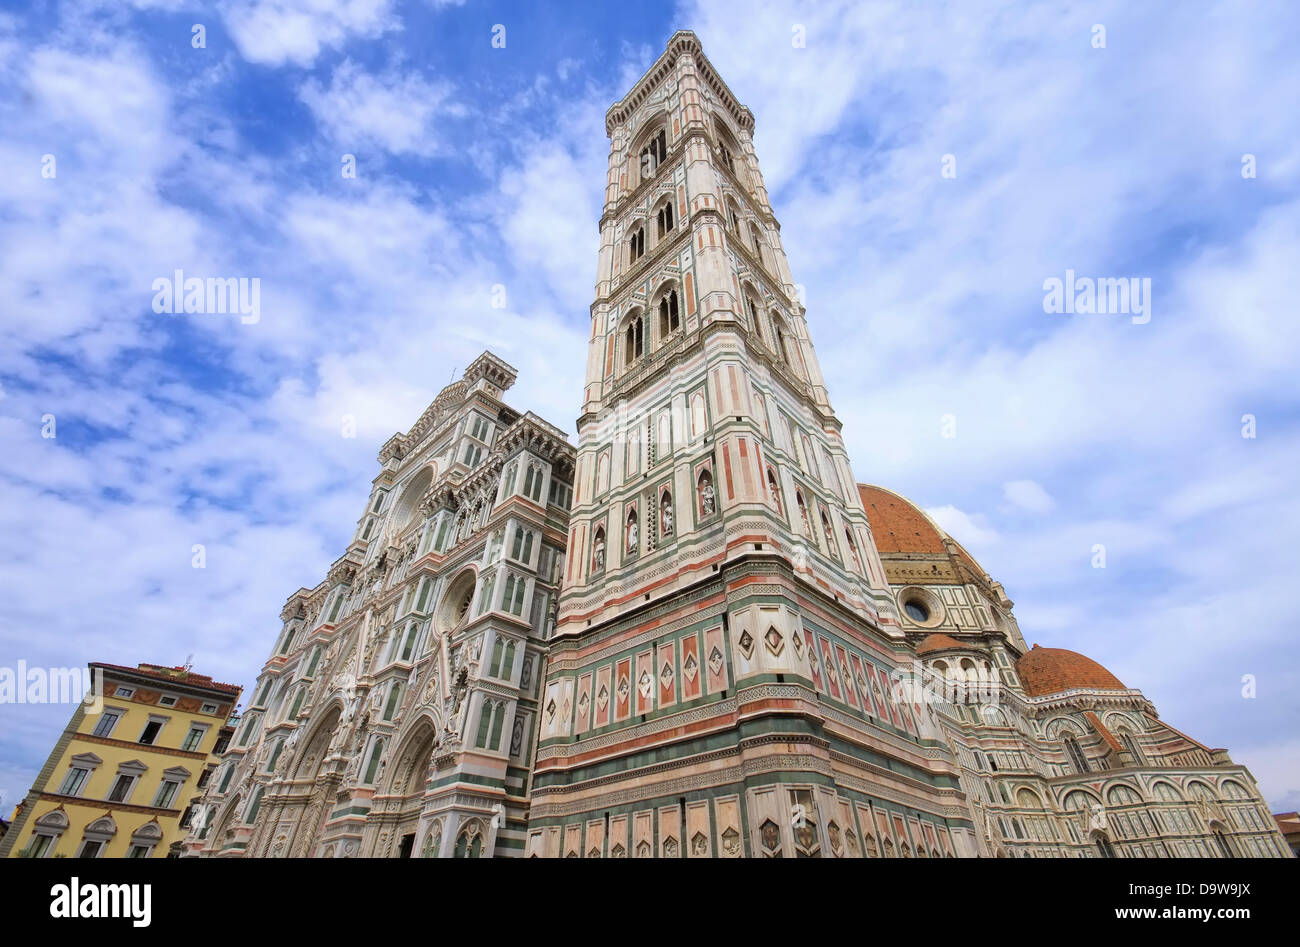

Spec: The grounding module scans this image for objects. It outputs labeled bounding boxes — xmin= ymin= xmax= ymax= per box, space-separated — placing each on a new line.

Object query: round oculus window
xmin=904 ymin=600 xmax=930 ymax=623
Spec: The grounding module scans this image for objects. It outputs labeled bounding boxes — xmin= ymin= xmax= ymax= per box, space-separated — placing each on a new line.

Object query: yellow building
xmin=1 ymin=662 xmax=240 ymax=858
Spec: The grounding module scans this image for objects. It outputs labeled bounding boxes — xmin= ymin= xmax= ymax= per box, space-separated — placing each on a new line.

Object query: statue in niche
xmin=1089 ymin=803 xmax=1108 ymax=833
xmin=445 ymin=666 xmax=469 ymax=721
xmin=700 ymin=481 xmax=716 ymax=515
xmin=627 ymin=519 xmax=638 ymax=554
xmin=593 ymin=534 xmax=606 ymax=571
xmin=661 ymin=499 xmax=674 ymax=536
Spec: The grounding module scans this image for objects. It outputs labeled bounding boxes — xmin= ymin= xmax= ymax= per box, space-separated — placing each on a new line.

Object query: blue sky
xmin=1 ymin=0 xmax=1298 ymax=815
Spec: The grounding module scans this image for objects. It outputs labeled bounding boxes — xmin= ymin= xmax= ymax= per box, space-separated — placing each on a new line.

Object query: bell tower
xmin=527 ymin=32 xmax=976 ymax=859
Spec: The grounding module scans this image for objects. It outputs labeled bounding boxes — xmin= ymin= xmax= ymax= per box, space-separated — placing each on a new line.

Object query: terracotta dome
xmin=856 ymin=484 xmax=990 ymax=579
xmin=916 ymin=633 xmax=968 ymax=656
xmin=857 ymin=484 xmax=947 ymax=554
xmin=1015 ymin=644 xmax=1126 ymax=697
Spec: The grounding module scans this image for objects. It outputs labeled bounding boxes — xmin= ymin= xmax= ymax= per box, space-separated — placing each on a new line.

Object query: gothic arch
xmin=454 ymin=818 xmax=487 ymax=858
xmin=1105 ymin=781 xmax=1142 ymax=805
xmin=393 ymin=465 xmax=435 ymax=534
xmin=290 ymin=701 xmax=343 ymax=783
xmin=1149 ymin=779 xmax=1183 ymax=801
xmin=725 ymin=194 xmax=743 ymax=233
xmin=770 ymin=311 xmax=795 ymax=368
xmin=210 ymin=793 xmax=243 ymax=847
xmin=382 ymin=712 xmax=441 ymax=798
xmin=1103 ymin=709 xmax=1142 ymax=731
xmin=1091 ymin=830 xmax=1118 ymax=858
xmin=713 ymin=116 xmax=744 ymax=182
xmin=739 ymin=280 xmax=765 ymax=338
xmin=651 ymin=192 xmax=677 ymax=243
xmin=631 ymin=111 xmax=670 ymax=184
xmin=1219 ymin=779 xmax=1250 ymax=800
xmin=1015 ymin=787 xmax=1044 ymax=809
xmin=620 ymin=306 xmax=646 ymax=367
xmin=1060 ymin=788 xmax=1101 ymax=819
xmin=651 ymin=279 xmax=682 ymax=344
xmin=625 ymin=218 xmax=648 ymax=267
xmin=1044 ymin=716 xmax=1085 ymax=740
xmin=434 ymin=567 xmax=478 ymax=635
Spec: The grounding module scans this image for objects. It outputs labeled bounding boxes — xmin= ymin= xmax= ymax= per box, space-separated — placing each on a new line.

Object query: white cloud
xmin=924 ymin=504 xmax=999 ymax=548
xmin=299 ymin=60 xmax=461 ymax=157
xmin=1002 ymin=479 xmax=1055 ymax=514
xmin=219 ymin=0 xmax=400 ymax=68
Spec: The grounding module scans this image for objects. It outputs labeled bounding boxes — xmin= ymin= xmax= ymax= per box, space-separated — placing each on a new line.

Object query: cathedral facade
xmin=184 ymin=352 xmax=575 ymax=858
xmin=184 ymin=32 xmax=1287 ymax=859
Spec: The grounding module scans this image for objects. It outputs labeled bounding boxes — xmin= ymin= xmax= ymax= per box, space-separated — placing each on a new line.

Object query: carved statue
xmin=1089 ymin=803 xmax=1108 ymax=833
xmin=661 ymin=501 xmax=674 ymax=536
xmin=449 ymin=667 xmax=468 ymax=715
xmin=627 ymin=520 xmax=638 ymax=554
xmin=593 ymin=534 xmax=606 ymax=571
xmin=701 ymin=482 xmax=716 ymax=515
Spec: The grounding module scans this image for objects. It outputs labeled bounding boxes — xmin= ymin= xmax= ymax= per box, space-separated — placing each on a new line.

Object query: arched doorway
xmin=379 ymin=716 xmax=439 ymax=857
xmin=284 ymin=704 xmax=342 ymax=857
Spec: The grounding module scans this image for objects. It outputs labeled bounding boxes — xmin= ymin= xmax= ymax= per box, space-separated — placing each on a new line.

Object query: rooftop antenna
xmin=183 ymin=653 xmax=194 ymax=673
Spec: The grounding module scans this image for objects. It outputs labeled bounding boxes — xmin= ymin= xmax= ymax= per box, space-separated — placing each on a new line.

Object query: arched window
xmin=77 ymin=815 xmax=117 ymax=858
xmin=820 ymin=510 xmax=837 ymax=557
xmin=1220 ymin=780 xmax=1250 ymax=800
xmin=640 ymin=127 xmax=666 ymax=180
xmin=591 ymin=527 xmax=607 ymax=573
xmin=382 ymin=683 xmax=403 ymax=721
xmin=24 ymin=809 xmax=69 ymax=857
xmin=421 ymin=823 xmax=442 ymax=858
xmin=842 ymin=525 xmax=863 ymax=569
xmin=767 ymin=468 xmax=783 ymax=515
xmin=697 ymin=469 xmax=716 ymax=517
xmin=1093 ymin=833 xmax=1116 ymax=858
xmin=628 ymin=225 xmax=645 ymax=264
xmin=1063 ymin=790 xmax=1094 ymax=811
xmin=726 ymin=197 xmax=741 ymax=233
xmin=1211 ymin=826 xmax=1233 ymax=857
xmin=746 ymin=295 xmax=764 ymax=341
xmin=1064 ymin=734 xmax=1090 ymax=774
xmin=1152 ymin=781 xmax=1181 ymax=803
xmin=749 ymin=222 xmax=766 ymax=266
xmin=244 ymin=787 xmax=265 ymax=824
xmin=625 ymin=506 xmax=639 ymax=555
xmin=1118 ymin=730 xmax=1145 ymax=765
xmin=658 ymin=289 xmax=680 ymax=339
xmin=660 ymin=490 xmax=675 ymax=537
xmin=656 ymin=199 xmax=675 ymax=238
xmin=772 ymin=315 xmax=791 ymax=366
xmin=362 ymin=739 xmax=385 ymax=785
xmin=796 ymin=490 xmax=811 ymax=535
xmin=624 ymin=313 xmax=644 ymax=364
xmin=127 ymin=821 xmax=162 ymax=859
xmin=454 ymin=820 xmax=485 ymax=858
xmin=1107 ymin=784 xmax=1140 ymax=806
